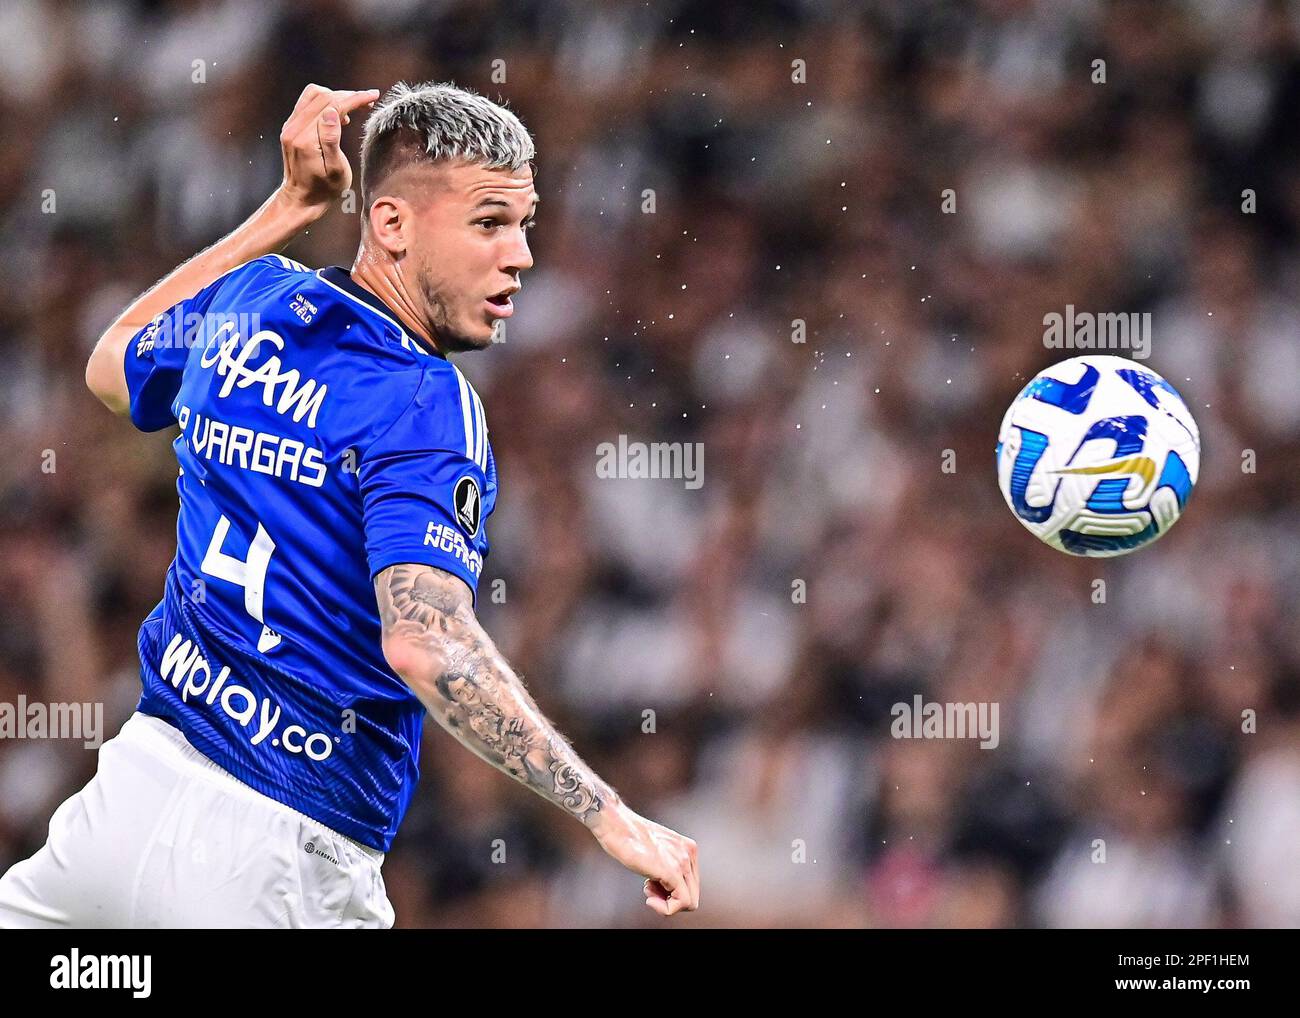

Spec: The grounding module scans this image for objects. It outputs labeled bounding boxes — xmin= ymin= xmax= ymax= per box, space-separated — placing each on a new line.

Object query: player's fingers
xmin=283 ymin=97 xmax=332 ymax=150
xmin=673 ymin=843 xmax=697 ymax=906
xmin=643 ymin=877 xmax=668 ymax=914
xmin=660 ymin=842 xmax=698 ymax=910
xmin=665 ymin=867 xmax=691 ymax=911
xmin=644 ymin=887 xmax=687 ymax=916
xmin=328 ymin=89 xmax=379 ymax=129
xmin=285 ymin=89 xmax=373 ymax=147
xmin=661 ymin=889 xmax=689 ymax=916
xmin=310 ymin=89 xmax=375 ymax=129
xmin=283 ymin=84 xmax=332 ymax=138
xmin=290 ymin=92 xmax=352 ymax=142
xmin=686 ymin=842 xmax=701 ymax=908
xmin=674 ymin=865 xmax=697 ymax=912
xmin=335 ymin=88 xmax=380 ymax=116
xmin=646 ymin=872 xmax=691 ymax=916
xmin=316 ymin=107 xmax=343 ymax=167
xmin=292 ymin=82 xmax=330 ymax=114
xmin=680 ymin=868 xmax=698 ymax=911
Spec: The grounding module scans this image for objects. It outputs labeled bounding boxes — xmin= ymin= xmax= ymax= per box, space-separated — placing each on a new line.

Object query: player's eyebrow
xmin=470 ymin=196 xmax=541 ymax=212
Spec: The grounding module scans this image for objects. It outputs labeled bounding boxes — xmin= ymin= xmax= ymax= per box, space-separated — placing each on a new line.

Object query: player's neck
xmin=348 ymin=254 xmax=443 ymax=355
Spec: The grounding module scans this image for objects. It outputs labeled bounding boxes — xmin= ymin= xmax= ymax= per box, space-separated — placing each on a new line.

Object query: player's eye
xmin=474 ymin=216 xmax=535 ymax=232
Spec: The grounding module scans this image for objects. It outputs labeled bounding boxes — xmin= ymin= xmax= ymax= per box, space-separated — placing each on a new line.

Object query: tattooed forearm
xmin=376 ymin=563 xmax=617 ymax=825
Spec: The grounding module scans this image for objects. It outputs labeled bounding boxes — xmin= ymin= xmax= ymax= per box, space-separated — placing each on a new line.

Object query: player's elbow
xmin=85 ymin=335 xmax=130 ymax=415
xmin=380 ymin=635 xmax=419 ymax=683
xmin=381 ymin=632 xmax=451 ymax=693
xmin=84 ymin=347 xmax=108 ymax=399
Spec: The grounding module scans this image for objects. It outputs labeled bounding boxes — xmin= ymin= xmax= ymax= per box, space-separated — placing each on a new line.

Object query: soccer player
xmin=0 ymin=82 xmax=699 ymax=927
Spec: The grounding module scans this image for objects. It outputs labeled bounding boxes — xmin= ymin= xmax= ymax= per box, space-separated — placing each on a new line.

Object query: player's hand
xmin=591 ymin=802 xmax=699 ymax=917
xmin=277 ymin=84 xmax=381 ymax=213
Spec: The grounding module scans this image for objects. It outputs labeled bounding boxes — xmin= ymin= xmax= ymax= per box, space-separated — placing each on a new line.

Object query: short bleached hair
xmin=359 ymin=81 xmax=535 ymax=202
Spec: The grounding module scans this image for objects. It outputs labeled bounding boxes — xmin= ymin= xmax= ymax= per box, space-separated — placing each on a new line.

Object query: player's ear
xmin=366 ymin=196 xmax=407 ymax=256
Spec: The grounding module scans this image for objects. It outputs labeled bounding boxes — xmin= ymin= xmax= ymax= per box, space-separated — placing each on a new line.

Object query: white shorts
xmin=0 ymin=712 xmax=395 ymax=929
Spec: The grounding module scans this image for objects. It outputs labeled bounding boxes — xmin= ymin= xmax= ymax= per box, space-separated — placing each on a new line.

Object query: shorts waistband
xmin=122 ymin=712 xmax=386 ymax=865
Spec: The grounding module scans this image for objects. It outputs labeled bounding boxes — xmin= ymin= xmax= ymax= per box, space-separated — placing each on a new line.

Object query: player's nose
xmin=501 ymin=228 xmax=533 ymax=274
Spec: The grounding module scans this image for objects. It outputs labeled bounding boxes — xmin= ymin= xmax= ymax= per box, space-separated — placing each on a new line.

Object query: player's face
xmin=409 ymin=161 xmax=537 ymax=352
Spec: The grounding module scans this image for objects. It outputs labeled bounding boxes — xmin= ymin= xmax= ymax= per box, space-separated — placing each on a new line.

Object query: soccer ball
xmin=995 ymin=355 xmax=1200 ymax=557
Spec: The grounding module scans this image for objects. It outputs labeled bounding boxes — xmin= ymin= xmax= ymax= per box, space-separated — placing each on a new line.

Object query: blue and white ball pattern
xmin=996 ymin=355 xmax=1200 ymax=557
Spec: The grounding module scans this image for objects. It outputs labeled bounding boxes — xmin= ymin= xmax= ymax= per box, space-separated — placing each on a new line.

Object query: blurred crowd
xmin=1 ymin=0 xmax=1299 ymax=927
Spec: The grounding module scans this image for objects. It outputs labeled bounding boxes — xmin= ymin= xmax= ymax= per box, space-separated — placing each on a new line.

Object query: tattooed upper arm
xmin=377 ymin=560 xmax=536 ymax=708
xmin=375 ymin=563 xmax=474 ymax=646
xmin=372 ymin=562 xmax=612 ymax=825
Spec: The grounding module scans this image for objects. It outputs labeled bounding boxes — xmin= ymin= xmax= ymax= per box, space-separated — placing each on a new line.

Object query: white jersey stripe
xmin=270 ymin=254 xmax=309 ymax=272
xmin=453 ymin=366 xmax=475 ymax=460
xmin=471 ymin=387 xmax=487 ymax=468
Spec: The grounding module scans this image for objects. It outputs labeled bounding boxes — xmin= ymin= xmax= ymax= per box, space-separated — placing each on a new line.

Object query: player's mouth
xmin=484 ymin=286 xmax=518 ymax=319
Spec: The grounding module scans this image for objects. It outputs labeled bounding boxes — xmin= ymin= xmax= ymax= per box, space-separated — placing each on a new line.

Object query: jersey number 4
xmin=201 ymin=515 xmax=282 ymax=653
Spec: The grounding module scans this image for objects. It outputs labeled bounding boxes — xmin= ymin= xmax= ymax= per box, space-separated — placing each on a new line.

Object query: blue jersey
xmin=122 ymin=255 xmax=497 ymax=851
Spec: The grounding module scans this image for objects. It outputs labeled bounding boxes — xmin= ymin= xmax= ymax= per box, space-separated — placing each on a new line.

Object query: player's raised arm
xmin=375 ymin=563 xmax=700 ymax=917
xmin=85 ymin=84 xmax=380 ymax=414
